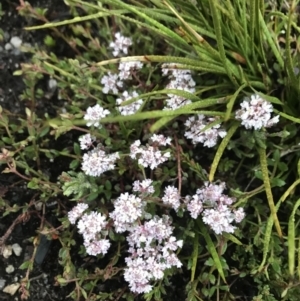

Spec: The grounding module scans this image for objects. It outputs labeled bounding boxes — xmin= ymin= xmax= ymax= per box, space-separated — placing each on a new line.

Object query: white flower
xmin=150 ymin=134 xmax=171 ymax=146
xmin=129 ymin=135 xmax=171 ymax=169
xmin=124 ymin=215 xmax=182 ymax=294
xmin=186 ymin=182 xmax=244 ymax=234
xmin=161 ymin=63 xmax=192 ymax=78
xmin=198 ymin=182 xmax=226 ymax=205
xmin=116 ymin=90 xmax=143 ymax=116
xmin=101 ymin=72 xmax=123 ymax=94
xmin=235 ymin=94 xmax=279 ymax=130
xmin=77 ymin=211 xmax=108 ymax=238
xmin=69 ymin=208 xmax=111 ymax=256
xmin=109 ymin=32 xmax=132 ymax=57
xmin=68 ymin=203 xmax=88 ymax=224
xmin=133 ymin=179 xmax=154 ymax=194
xmin=110 ymin=193 xmax=146 ymax=233
xmin=162 ymin=186 xmax=181 ymax=211
xmin=233 ymin=207 xmax=245 ymax=223
xmin=165 ymin=95 xmax=192 ymax=110
xmin=184 ymin=115 xmax=227 ymax=147
xmin=118 ymin=61 xmax=143 ymax=80
xmin=79 ymin=134 xmax=96 ymax=150
xmin=161 ymin=63 xmax=196 ymax=110
xmin=84 ymin=104 xmax=110 ymax=128
xmin=202 ymin=206 xmax=235 ymax=235
xmin=84 ymin=238 xmax=111 ymax=256
xmin=82 ymin=147 xmax=119 ymax=177
xmin=130 ymin=140 xmax=142 ymax=159
xmin=137 ymin=146 xmax=170 ymax=170
xmin=187 ymin=194 xmax=203 ymax=219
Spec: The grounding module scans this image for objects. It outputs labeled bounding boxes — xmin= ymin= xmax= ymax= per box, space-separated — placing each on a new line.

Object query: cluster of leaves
xmin=1 ymin=0 xmax=300 ymax=300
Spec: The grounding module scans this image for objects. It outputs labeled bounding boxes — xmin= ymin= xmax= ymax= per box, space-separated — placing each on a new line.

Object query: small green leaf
xmin=19 ymin=261 xmax=31 ymax=270
xmin=44 ymin=35 xmax=56 ymax=47
xmin=198 ymin=219 xmax=226 ymax=282
xmin=13 ymin=69 xmax=23 ymax=76
xmin=288 ymin=198 xmax=300 ymax=277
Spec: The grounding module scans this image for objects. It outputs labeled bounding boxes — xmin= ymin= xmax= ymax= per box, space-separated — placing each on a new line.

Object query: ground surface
xmin=0 ymin=1 xmax=74 ymax=300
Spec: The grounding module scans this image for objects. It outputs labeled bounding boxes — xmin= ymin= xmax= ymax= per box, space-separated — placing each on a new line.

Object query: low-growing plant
xmin=1 ymin=0 xmax=300 ymax=300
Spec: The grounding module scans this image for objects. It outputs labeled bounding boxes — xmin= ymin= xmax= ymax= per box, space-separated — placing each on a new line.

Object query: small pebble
xmin=6 ymin=265 xmax=14 ymax=274
xmin=10 ymin=36 xmax=22 ymax=49
xmin=12 ymin=243 xmax=22 ymax=256
xmin=2 ymin=245 xmax=12 ymax=258
xmin=0 ymin=279 xmax=6 ymax=290
xmin=3 ymin=32 xmax=10 ymax=41
xmin=4 ymin=43 xmax=12 ymax=51
xmin=3 ymin=283 xmax=20 ymax=295
xmin=48 ymin=78 xmax=57 ymax=90
xmin=12 ymin=49 xmax=21 ymax=56
xmin=35 ymin=202 xmax=43 ymax=211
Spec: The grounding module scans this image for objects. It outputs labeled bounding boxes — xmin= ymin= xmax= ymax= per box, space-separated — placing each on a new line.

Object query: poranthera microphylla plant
xmin=12 ymin=0 xmax=300 ymax=299
xmin=66 ymin=33 xmax=280 ymax=294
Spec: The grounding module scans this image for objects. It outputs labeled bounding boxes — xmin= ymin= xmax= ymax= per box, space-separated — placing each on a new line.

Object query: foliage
xmin=1 ymin=0 xmax=300 ymax=300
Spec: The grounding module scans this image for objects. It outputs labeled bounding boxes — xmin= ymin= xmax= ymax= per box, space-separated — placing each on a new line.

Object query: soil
xmin=0 ymin=1 xmax=75 ymax=300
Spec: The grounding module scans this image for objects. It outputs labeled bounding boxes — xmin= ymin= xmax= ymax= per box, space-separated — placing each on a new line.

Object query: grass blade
xmin=288 ymin=198 xmax=300 ymax=278
xmin=197 ymin=219 xmax=226 ymax=283
xmin=209 ymin=121 xmax=239 ymax=182
xmin=258 ymin=147 xmax=282 ymax=239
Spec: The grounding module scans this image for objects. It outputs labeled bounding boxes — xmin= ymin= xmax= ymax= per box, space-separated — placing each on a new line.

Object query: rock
xmin=0 ymin=279 xmax=6 ymax=290
xmin=3 ymin=283 xmax=20 ymax=295
xmin=10 ymin=36 xmax=22 ymax=49
xmin=6 ymin=265 xmax=15 ymax=274
xmin=4 ymin=43 xmax=13 ymax=51
xmin=48 ymin=78 xmax=57 ymax=90
xmin=12 ymin=243 xmax=22 ymax=256
xmin=2 ymin=245 xmax=13 ymax=258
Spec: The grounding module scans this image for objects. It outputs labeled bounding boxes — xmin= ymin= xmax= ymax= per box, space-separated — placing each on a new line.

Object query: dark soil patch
xmin=0 ymin=1 xmax=76 ymax=300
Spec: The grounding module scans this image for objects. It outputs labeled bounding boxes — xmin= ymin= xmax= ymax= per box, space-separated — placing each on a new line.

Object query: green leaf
xmin=259 ymin=179 xmax=300 ymax=272
xmin=191 ymin=232 xmax=199 ymax=281
xmin=73 ymin=142 xmax=81 ymax=156
xmin=222 ymin=233 xmax=243 ymax=245
xmin=270 ymin=178 xmax=286 ymax=187
xmin=209 ymin=121 xmax=239 ymax=182
xmin=288 ymin=198 xmax=300 ymax=278
xmin=197 ymin=219 xmax=226 ymax=283
xmin=19 ymin=260 xmax=31 ymax=270
xmin=258 ymin=147 xmax=282 ymax=238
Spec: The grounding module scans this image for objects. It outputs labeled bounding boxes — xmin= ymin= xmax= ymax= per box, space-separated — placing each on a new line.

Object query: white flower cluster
xmin=124 ymin=215 xmax=183 ymax=294
xmin=100 ymin=33 xmax=144 ymax=115
xmin=109 ymin=32 xmax=132 ymax=57
xmin=184 ymin=114 xmax=227 ymax=147
xmin=68 ymin=204 xmax=110 ymax=256
xmin=68 ymin=179 xmax=183 ymax=293
xmin=116 ymin=90 xmax=143 ymax=116
xmin=161 ymin=63 xmax=196 ymax=110
xmin=100 ymin=72 xmax=123 ymax=94
xmin=118 ymin=61 xmax=143 ymax=80
xmin=133 ymin=179 xmax=155 ymax=195
xmin=81 ymin=146 xmax=119 ymax=177
xmin=235 ymin=94 xmax=280 ymax=130
xmin=109 ymin=192 xmax=147 ymax=233
xmin=162 ymin=186 xmax=181 ymax=211
xmin=79 ymin=133 xmax=96 ymax=150
xmin=186 ymin=182 xmax=245 ymax=234
xmin=68 ymin=203 xmax=88 ymax=224
xmin=84 ymin=104 xmax=110 ymax=128
xmin=130 ymin=134 xmax=171 ymax=169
